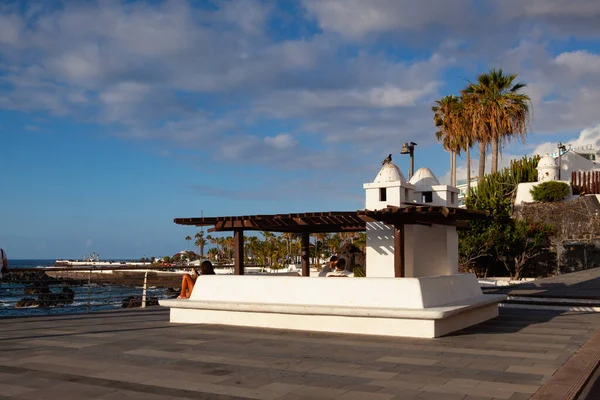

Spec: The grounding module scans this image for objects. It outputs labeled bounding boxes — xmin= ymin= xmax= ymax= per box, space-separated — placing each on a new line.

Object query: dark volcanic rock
xmin=37 ymin=287 xmax=75 ymax=307
xmin=16 ymin=298 xmax=38 ymax=308
xmin=20 ymin=284 xmax=75 ymax=308
xmin=3 ymin=271 xmax=60 ymax=285
xmin=121 ymin=296 xmax=159 ymax=308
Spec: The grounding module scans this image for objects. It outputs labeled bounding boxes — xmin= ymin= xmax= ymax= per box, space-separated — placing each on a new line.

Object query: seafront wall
xmin=513 ymin=195 xmax=600 ymax=273
xmin=45 ymin=270 xmax=183 ymax=288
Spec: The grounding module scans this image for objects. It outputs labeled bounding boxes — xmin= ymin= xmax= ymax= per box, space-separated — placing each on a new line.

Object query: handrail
xmin=9 ymin=264 xmax=268 ymax=273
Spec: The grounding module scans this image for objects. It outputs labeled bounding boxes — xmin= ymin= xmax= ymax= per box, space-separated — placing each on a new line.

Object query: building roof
xmin=409 ymin=168 xmax=440 ymax=191
xmin=537 ymin=154 xmax=557 ymax=169
xmin=373 ymin=163 xmax=406 ymax=184
xmin=174 ymin=206 xmax=488 ymax=233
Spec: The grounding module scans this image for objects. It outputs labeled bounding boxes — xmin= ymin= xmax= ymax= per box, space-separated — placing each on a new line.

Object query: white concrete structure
xmin=514 ymin=150 xmax=598 ymax=205
xmin=365 ymin=165 xmax=459 ymax=278
xmin=363 ymin=163 xmax=414 ymax=278
xmin=458 ymin=144 xmax=600 ymax=207
xmin=364 ymin=163 xmax=415 ymax=209
xmin=160 ymin=274 xmax=505 ymax=338
xmin=161 ymin=161 xmax=505 ymax=338
xmin=410 ymin=168 xmax=460 ymax=207
xmin=514 ymin=181 xmax=577 ymax=205
xmin=537 ymin=155 xmax=560 ymax=182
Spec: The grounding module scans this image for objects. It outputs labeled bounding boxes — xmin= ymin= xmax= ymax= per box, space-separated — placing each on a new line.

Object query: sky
xmin=1 ymin=0 xmax=600 ymax=259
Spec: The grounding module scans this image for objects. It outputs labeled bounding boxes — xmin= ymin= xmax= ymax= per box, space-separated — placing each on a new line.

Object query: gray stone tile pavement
xmin=1 ymin=307 xmax=600 ymax=399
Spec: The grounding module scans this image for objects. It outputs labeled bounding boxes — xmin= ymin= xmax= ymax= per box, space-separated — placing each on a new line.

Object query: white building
xmin=457 ymin=144 xmax=600 ymax=206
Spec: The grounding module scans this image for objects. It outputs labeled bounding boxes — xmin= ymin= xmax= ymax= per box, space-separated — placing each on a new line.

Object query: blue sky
xmin=1 ymin=0 xmax=600 ymax=259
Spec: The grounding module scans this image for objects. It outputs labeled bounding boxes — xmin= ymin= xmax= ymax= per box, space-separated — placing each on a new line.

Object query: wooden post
xmin=301 ymin=232 xmax=310 ymax=277
xmin=394 ymin=225 xmax=405 ymax=278
xmin=234 ymin=230 xmax=244 ymax=275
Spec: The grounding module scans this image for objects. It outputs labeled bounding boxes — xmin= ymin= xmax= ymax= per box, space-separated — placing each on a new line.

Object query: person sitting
xmin=177 ymin=260 xmax=215 ymax=299
xmin=318 ymin=255 xmax=338 ymax=277
xmin=326 ymin=258 xmax=353 ymax=277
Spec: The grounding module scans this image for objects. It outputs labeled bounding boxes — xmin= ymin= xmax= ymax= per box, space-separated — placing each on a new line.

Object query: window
xmin=422 ymin=191 xmax=433 ymax=203
xmin=450 ymin=192 xmax=456 ymax=204
xmin=379 ymin=188 xmax=387 ymax=202
xmin=404 ymin=189 xmax=409 ymax=200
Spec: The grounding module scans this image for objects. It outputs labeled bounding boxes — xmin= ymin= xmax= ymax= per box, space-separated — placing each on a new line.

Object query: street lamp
xmin=400 ymin=142 xmax=417 ymax=179
xmin=557 ymin=142 xmax=567 ymax=180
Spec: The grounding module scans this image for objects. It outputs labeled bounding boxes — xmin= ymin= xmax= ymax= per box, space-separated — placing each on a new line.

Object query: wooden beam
xmin=394 ymin=225 xmax=405 ymax=278
xmin=234 ymin=230 xmax=244 ymax=275
xmin=301 ymin=232 xmax=310 ymax=277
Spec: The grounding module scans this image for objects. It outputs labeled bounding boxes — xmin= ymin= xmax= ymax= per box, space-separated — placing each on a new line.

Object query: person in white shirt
xmin=326 ymin=258 xmax=353 ymax=277
xmin=318 ymin=255 xmax=338 ymax=277
xmin=0 ymin=249 xmax=7 ymax=280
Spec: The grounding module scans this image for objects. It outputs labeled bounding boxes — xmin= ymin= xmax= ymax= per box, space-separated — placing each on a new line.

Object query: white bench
xmin=159 ymin=273 xmax=506 ymax=338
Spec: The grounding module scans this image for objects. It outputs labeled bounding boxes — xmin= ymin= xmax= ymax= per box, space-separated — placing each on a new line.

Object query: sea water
xmin=0 ymin=260 xmax=169 ymax=317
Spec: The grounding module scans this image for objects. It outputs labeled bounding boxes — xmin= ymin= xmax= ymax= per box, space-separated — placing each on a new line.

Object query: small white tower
xmin=363 ymin=163 xmax=415 ymax=277
xmin=363 ymin=163 xmax=414 ymax=210
xmin=364 ymin=164 xmax=459 ymax=278
xmin=537 ymin=155 xmax=559 ymax=182
xmin=409 ymin=168 xmax=460 ymax=207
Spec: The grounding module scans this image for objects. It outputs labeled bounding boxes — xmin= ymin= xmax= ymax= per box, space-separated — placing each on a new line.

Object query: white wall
xmin=411 ymin=225 xmax=455 ymax=277
xmin=365 ymin=184 xmax=414 ymax=210
xmin=188 ymin=273 xmax=484 ymax=309
xmin=367 ymin=223 xmax=457 ymax=278
xmin=446 ymin=226 xmax=459 ymax=274
xmin=365 ymin=222 xmax=395 ymax=277
xmin=515 ymin=181 xmax=576 ymax=205
xmin=560 ymin=152 xmax=600 ymax=177
xmin=431 ymin=185 xmax=459 ymax=207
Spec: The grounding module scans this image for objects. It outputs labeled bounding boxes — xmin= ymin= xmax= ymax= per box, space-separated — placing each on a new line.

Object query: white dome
xmin=537 ymin=155 xmax=558 ymax=169
xmin=409 ymin=168 xmax=440 ymax=191
xmin=373 ymin=163 xmax=406 ymax=184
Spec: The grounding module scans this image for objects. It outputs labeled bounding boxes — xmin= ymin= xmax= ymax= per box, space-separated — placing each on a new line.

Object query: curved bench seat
xmin=159 ymin=274 xmax=506 ymax=338
xmin=159 ymin=294 xmax=505 ymax=320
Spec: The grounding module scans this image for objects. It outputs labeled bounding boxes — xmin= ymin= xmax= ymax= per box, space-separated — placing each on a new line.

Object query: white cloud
xmin=554 ymin=51 xmax=600 ymax=77
xmin=0 ymin=14 xmax=23 ymax=44
xmin=303 ymin=0 xmax=471 ymax=38
xmin=499 ymin=0 xmax=600 ymax=20
xmin=264 ymin=134 xmax=298 ymax=149
xmin=531 ymin=124 xmax=600 ymax=156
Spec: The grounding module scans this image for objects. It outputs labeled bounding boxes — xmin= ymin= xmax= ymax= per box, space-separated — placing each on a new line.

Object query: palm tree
xmin=462 ymin=68 xmax=531 ymax=177
xmin=194 ymin=232 xmax=206 ymax=257
xmin=432 ymin=95 xmax=462 ymax=186
xmin=184 ymin=235 xmax=192 ymax=251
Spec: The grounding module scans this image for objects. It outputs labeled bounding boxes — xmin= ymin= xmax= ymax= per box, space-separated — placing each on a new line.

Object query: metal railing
xmin=0 ymin=265 xmax=187 ymax=317
xmin=0 ymin=264 xmax=300 ymax=317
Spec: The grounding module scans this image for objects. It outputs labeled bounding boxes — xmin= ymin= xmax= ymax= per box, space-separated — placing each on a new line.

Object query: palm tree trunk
xmin=466 ymin=146 xmax=471 ymax=194
xmin=491 ymin=137 xmax=499 ymax=174
xmin=452 ymin=151 xmax=457 ymax=187
xmin=478 ymin=141 xmax=486 ymax=183
xmin=449 ymin=152 xmax=454 ymax=186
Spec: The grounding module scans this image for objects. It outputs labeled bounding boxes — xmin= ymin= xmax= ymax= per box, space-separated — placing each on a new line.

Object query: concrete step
xmin=501 ymin=295 xmax=600 ymax=312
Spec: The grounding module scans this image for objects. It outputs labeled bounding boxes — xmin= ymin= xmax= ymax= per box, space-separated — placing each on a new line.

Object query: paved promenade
xmin=483 ymin=267 xmax=600 ymax=299
xmin=1 ymin=307 xmax=600 ymax=399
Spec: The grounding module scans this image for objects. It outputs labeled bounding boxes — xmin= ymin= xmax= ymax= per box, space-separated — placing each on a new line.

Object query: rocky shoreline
xmin=2 ymin=270 xmax=180 ymax=309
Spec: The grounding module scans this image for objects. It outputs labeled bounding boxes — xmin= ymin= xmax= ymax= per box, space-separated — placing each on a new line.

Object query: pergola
xmin=174 ymin=205 xmax=488 ymax=277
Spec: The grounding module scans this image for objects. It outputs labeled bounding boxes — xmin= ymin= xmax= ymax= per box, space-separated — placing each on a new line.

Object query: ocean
xmin=0 ymin=259 xmax=170 ymax=317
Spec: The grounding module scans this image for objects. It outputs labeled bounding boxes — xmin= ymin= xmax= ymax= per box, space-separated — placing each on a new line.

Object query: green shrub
xmin=460 ymin=156 xmax=555 ymax=278
xmin=530 ymin=181 xmax=570 ymax=202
